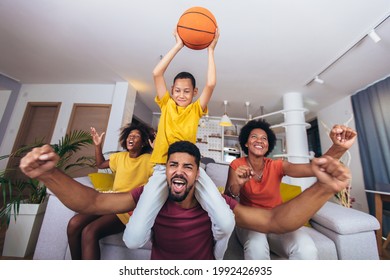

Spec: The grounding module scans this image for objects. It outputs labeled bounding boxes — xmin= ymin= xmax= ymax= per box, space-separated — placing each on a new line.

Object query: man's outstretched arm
xmin=19 ymin=144 xmax=136 ymax=215
xmin=234 ymin=155 xmax=351 ymax=233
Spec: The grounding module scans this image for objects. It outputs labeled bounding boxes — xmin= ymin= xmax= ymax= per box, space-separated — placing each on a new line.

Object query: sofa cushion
xmin=298 ymin=226 xmax=338 ymax=260
xmin=280 ymin=182 xmax=301 ymax=202
xmin=100 ymin=232 xmax=152 ymax=250
xmin=74 ymin=176 xmax=94 ymax=188
xmin=33 ymin=195 xmax=76 ymax=259
xmin=88 ymin=173 xmax=114 ymax=191
xmin=280 ymin=183 xmax=311 ymax=227
xmin=205 ymin=162 xmax=229 ymax=190
xmin=312 ymin=201 xmax=380 ymax=234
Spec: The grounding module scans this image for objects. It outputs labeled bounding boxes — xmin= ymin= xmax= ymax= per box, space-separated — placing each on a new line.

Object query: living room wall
xmin=0 ymin=82 xmax=137 ymax=170
xmin=0 ymin=90 xmax=11 ymax=121
xmin=0 ymin=78 xmax=371 ymax=214
xmin=317 ymin=95 xmax=368 ymax=213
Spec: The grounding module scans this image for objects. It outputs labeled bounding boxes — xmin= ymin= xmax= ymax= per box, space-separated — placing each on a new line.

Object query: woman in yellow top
xmin=66 ymin=122 xmax=154 ymax=259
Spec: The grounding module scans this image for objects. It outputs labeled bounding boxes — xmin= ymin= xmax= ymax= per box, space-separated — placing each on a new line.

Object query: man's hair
xmin=173 ymin=71 xmax=196 ymax=89
xmin=239 ymin=119 xmax=277 ymax=156
xmin=119 ymin=122 xmax=155 ymax=154
xmin=167 ymin=141 xmax=201 ymax=167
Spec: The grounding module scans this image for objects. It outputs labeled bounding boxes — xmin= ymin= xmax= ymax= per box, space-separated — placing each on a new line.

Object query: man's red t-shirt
xmin=131 ymin=186 xmax=238 ymax=260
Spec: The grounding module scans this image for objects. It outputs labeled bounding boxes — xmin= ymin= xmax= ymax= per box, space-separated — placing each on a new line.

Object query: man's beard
xmin=168 ymin=188 xmax=191 ymax=202
xmin=167 ymin=175 xmax=194 ymax=202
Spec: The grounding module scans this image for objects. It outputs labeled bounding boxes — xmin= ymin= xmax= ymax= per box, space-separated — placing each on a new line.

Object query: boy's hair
xmin=239 ymin=119 xmax=277 ymax=157
xmin=167 ymin=141 xmax=201 ymax=168
xmin=119 ymin=122 xmax=155 ymax=154
xmin=173 ymin=71 xmax=196 ymax=89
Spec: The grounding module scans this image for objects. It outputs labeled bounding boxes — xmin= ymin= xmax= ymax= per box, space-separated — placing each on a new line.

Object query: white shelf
xmin=224 ymin=134 xmax=238 ymax=138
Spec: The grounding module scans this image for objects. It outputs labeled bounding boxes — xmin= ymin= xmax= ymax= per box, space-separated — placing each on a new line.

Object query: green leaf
xmin=0 ymin=129 xmax=94 ymax=226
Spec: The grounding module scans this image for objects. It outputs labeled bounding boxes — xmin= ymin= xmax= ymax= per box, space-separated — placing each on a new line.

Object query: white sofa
xmin=33 ymin=162 xmax=380 ymax=260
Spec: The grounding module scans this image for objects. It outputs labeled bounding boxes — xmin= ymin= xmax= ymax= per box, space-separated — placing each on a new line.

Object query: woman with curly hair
xmin=66 ymin=122 xmax=155 ymax=259
xmin=224 ymin=119 xmax=356 ymax=260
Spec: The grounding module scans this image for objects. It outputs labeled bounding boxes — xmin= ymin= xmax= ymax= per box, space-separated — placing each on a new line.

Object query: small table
xmin=365 ymin=183 xmax=390 ymax=258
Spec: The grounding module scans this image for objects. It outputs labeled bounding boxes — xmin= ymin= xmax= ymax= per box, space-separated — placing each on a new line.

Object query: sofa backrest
xmin=205 ymin=162 xmax=230 ymax=190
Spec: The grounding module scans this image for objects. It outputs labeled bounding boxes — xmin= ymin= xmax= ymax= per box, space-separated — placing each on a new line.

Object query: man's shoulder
xmin=130 ymin=186 xmax=144 ymax=202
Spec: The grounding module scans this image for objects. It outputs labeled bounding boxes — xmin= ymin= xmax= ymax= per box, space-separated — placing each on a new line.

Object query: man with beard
xmin=19 ymin=141 xmax=351 ymax=260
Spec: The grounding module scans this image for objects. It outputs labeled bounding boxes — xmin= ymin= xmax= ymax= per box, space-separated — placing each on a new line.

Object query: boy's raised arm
xmin=199 ymin=28 xmax=219 ymax=111
xmin=153 ymin=29 xmax=184 ymax=100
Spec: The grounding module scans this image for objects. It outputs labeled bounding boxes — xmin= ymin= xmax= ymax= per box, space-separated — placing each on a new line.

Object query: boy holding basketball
xmin=124 ymin=28 xmax=235 ymax=260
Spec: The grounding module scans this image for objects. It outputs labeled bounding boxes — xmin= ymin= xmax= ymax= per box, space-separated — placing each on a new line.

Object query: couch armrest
xmin=74 ymin=176 xmax=94 ymax=188
xmin=33 ymin=194 xmax=76 ymax=259
xmin=311 ymin=201 xmax=379 ymax=234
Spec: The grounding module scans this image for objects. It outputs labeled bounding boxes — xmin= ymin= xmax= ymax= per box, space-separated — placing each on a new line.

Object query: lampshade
xmin=219 ymin=113 xmax=233 ymax=126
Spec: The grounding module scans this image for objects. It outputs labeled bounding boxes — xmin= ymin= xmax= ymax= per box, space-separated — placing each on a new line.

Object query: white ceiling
xmin=1 ymin=0 xmax=390 ymax=123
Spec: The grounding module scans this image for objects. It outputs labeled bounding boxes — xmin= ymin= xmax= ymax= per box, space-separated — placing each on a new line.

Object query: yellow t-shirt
xmin=151 ymin=91 xmax=207 ymax=164
xmin=109 ymin=152 xmax=153 ymax=192
xmin=109 ymin=152 xmax=153 ymax=224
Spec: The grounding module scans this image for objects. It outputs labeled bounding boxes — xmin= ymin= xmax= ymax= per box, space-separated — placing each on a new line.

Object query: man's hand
xmin=311 ymin=155 xmax=351 ymax=194
xmin=19 ymin=144 xmax=59 ymax=179
xmin=329 ymin=124 xmax=357 ymax=150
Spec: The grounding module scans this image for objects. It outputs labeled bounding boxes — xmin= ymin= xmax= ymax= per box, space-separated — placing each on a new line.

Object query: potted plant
xmin=0 ymin=130 xmax=94 ymax=257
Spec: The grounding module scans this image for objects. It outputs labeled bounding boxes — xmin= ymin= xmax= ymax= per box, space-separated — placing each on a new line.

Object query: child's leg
xmin=194 ymin=167 xmax=235 ymax=260
xmin=123 ymin=165 xmax=168 ymax=249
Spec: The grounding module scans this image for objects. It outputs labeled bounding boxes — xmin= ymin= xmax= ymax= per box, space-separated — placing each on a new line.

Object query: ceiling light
xmin=219 ymin=100 xmax=233 ymax=127
xmin=368 ymin=30 xmax=381 ymax=43
xmin=314 ymin=76 xmax=324 ymax=84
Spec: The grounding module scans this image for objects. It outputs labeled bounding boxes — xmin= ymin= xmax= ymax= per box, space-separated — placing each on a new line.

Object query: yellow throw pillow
xmin=280 ymin=182 xmax=311 ymax=227
xmin=280 ymin=183 xmax=302 ymax=202
xmin=88 ymin=173 xmax=114 ymax=192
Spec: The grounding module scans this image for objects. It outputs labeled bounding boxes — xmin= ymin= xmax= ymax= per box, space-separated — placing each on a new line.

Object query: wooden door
xmin=6 ymin=102 xmax=61 ymax=182
xmin=66 ymin=104 xmax=111 ymax=178
xmin=0 ymin=102 xmax=61 ymax=205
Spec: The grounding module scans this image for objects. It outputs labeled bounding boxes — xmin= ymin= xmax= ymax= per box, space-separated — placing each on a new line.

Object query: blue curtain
xmin=351 ymin=75 xmax=390 ymax=236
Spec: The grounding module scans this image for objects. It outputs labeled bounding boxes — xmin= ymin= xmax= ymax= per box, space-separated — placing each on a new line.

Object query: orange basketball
xmin=177 ymin=7 xmax=217 ymax=50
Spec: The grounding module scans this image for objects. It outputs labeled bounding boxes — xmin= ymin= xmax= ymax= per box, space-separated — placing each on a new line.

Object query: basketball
xmin=177 ymin=7 xmax=217 ymax=50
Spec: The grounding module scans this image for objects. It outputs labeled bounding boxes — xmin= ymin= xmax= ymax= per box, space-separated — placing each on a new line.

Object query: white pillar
xmin=104 ymin=82 xmax=130 ymax=152
xmin=282 ymin=92 xmax=315 ymax=189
